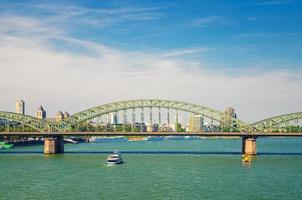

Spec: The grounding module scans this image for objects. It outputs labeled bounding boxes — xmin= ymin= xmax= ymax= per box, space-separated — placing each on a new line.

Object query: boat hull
xmin=107 ymin=159 xmax=123 ymax=165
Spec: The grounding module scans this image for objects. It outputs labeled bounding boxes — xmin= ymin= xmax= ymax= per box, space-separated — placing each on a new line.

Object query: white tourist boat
xmin=90 ymin=136 xmax=128 ymax=143
xmin=107 ymin=151 xmax=123 ymax=165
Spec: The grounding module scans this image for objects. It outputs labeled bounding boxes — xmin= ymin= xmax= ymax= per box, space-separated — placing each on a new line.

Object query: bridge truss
xmin=0 ymin=111 xmax=56 ymax=132
xmin=250 ymin=112 xmax=302 ymax=132
xmin=0 ymin=99 xmax=301 ymax=133
xmin=59 ymin=99 xmax=250 ymax=132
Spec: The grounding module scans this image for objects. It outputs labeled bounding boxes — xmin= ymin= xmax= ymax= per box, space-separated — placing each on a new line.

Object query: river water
xmin=1 ymin=138 xmax=302 ymax=200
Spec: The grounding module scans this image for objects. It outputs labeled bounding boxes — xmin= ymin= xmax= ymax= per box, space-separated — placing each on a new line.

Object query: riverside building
xmin=63 ymin=111 xmax=70 ymax=118
xmin=15 ymin=100 xmax=25 ymax=115
xmin=36 ymin=105 xmax=46 ymax=120
xmin=55 ymin=111 xmax=64 ymax=122
xmin=55 ymin=111 xmax=71 ymax=122
xmin=188 ymin=114 xmax=204 ymax=132
xmin=221 ymin=107 xmax=237 ymax=131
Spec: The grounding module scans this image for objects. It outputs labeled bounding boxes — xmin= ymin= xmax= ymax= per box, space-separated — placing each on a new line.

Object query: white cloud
xmin=246 ymin=16 xmax=260 ymax=21
xmin=0 ymin=13 xmax=63 ymax=39
xmin=251 ymin=0 xmax=294 ymax=6
xmin=231 ymin=32 xmax=299 ymax=39
xmin=0 ymin=6 xmax=301 ymax=124
xmin=190 ymin=16 xmax=232 ymax=27
xmin=10 ymin=3 xmax=165 ymax=28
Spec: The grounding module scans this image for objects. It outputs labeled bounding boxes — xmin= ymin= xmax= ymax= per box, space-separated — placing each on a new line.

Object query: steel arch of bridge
xmin=1 ymin=99 xmax=300 ymax=133
xmin=58 ymin=99 xmax=250 ymax=132
xmin=0 ymin=111 xmax=55 ymax=132
xmin=250 ymin=112 xmax=302 ymax=132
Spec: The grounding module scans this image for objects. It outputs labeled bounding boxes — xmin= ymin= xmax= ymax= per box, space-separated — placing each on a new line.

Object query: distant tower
xmin=221 ymin=107 xmax=237 ymax=131
xmin=224 ymin=107 xmax=236 ymax=118
xmin=63 ymin=111 xmax=70 ymax=118
xmin=55 ymin=111 xmax=64 ymax=122
xmin=36 ymin=105 xmax=46 ymax=120
xmin=15 ymin=100 xmax=25 ymax=115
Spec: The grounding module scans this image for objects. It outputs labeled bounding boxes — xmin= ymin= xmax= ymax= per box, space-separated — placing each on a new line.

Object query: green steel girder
xmin=250 ymin=112 xmax=302 ymax=132
xmin=0 ymin=111 xmax=57 ymax=132
xmin=8 ymin=99 xmax=298 ymax=133
xmin=59 ymin=99 xmax=250 ymax=132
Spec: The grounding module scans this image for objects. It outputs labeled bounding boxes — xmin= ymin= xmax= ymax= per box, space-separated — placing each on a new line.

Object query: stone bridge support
xmin=242 ymin=137 xmax=257 ymax=156
xmin=44 ymin=136 xmax=64 ymax=154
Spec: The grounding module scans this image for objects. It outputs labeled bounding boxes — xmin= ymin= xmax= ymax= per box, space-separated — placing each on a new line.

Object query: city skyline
xmin=0 ymin=0 xmax=301 ymax=122
xmin=9 ymin=99 xmax=235 ymax=128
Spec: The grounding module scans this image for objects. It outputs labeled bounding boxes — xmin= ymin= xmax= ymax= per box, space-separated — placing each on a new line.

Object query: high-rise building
xmin=15 ymin=100 xmax=25 ymax=115
xmin=221 ymin=106 xmax=237 ymax=131
xmin=188 ymin=114 xmax=204 ymax=132
xmin=55 ymin=111 xmax=64 ymax=122
xmin=36 ymin=105 xmax=46 ymax=120
xmin=110 ymin=113 xmax=118 ymax=124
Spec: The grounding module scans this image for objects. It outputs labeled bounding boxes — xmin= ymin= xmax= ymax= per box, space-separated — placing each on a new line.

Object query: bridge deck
xmin=1 ymin=132 xmax=302 ymax=137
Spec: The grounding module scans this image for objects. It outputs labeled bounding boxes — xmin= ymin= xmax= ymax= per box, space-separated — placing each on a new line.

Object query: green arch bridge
xmin=1 ymin=99 xmax=301 ymax=154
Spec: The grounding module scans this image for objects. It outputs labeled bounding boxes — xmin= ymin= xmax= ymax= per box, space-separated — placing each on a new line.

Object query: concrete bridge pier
xmin=242 ymin=137 xmax=257 ymax=156
xmin=44 ymin=136 xmax=64 ymax=154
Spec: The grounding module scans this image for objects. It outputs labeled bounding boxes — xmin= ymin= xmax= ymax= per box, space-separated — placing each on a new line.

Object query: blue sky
xmin=1 ymin=0 xmax=301 ymax=71
xmin=0 ymin=0 xmax=301 ymax=121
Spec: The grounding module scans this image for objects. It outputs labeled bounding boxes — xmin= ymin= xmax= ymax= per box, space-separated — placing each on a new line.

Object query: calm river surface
xmin=1 ymin=138 xmax=302 ymax=200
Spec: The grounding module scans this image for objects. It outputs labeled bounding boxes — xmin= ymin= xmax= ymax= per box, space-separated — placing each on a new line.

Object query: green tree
xmin=175 ymin=123 xmax=184 ymax=132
